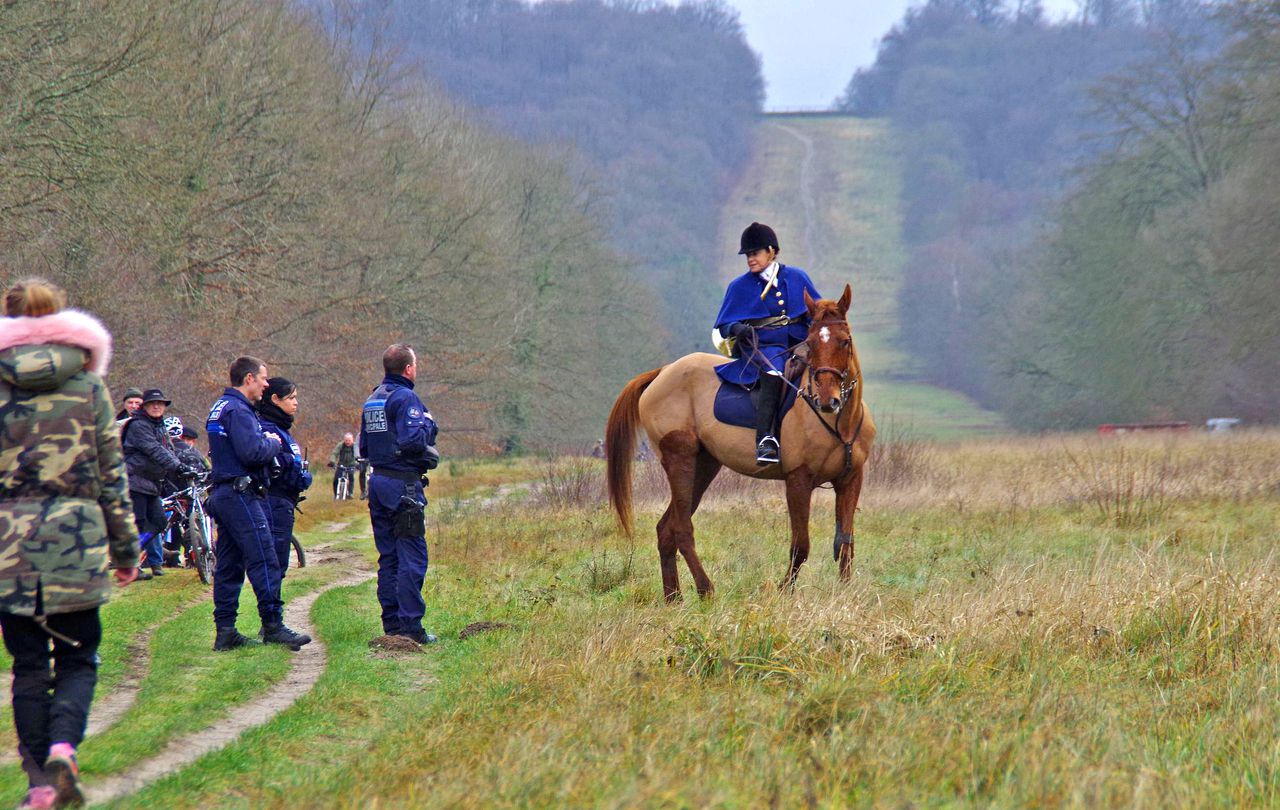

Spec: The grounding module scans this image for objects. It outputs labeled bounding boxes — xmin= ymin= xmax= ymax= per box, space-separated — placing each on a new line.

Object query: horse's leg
xmin=781 ymin=466 xmax=815 ymax=591
xmin=658 ymin=429 xmax=715 ymax=599
xmin=655 ymin=502 xmax=682 ymax=601
xmin=689 ymin=449 xmax=721 ymax=515
xmin=678 ymin=450 xmax=721 ymax=598
xmin=834 ymin=463 xmax=865 ymax=581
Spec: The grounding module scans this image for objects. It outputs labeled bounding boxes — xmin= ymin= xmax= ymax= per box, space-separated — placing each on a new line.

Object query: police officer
xmin=359 ymin=344 xmax=439 ymax=645
xmin=205 ymin=356 xmax=310 ymax=652
xmin=257 ymin=377 xmax=312 ymax=576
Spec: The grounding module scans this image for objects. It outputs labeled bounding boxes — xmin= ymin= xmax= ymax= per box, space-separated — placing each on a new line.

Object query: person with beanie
xmin=0 ymin=277 xmax=140 ymax=809
xmin=712 ymin=222 xmax=821 ymax=465
xmin=257 ymin=377 xmax=312 ymax=575
xmin=114 ymin=386 xmax=143 ymax=422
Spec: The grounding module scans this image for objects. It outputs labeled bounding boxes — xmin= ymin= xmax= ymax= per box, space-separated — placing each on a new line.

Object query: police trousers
xmin=367 ymin=474 xmax=428 ymax=635
xmin=0 ymin=609 xmax=101 ymax=789
xmin=209 ymin=486 xmax=283 ymax=629
xmin=266 ymin=495 xmax=296 ymax=577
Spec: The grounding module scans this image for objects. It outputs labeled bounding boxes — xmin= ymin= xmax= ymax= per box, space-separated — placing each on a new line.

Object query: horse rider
xmin=712 ymin=222 xmax=821 ymax=464
xmin=359 ymin=343 xmax=440 ymax=645
xmin=205 ymin=356 xmax=310 ymax=652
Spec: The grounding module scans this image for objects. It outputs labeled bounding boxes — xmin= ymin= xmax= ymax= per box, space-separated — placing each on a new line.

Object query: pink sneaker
xmin=16 ymin=786 xmax=56 ymax=810
xmin=43 ymin=744 xmax=82 ymax=807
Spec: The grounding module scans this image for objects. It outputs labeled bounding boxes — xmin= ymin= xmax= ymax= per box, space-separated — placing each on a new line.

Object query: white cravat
xmin=758 ymin=261 xmax=780 ymax=300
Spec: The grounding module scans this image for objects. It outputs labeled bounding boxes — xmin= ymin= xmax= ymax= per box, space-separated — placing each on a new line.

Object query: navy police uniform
xmin=259 ymin=411 xmax=312 ymax=576
xmin=206 ymin=388 xmax=284 ymax=630
xmin=714 ymin=263 xmax=820 ymax=386
xmin=358 ymin=373 xmax=438 ymax=637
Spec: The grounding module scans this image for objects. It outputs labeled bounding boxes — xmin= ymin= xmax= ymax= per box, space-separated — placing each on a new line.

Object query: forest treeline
xmin=843 ymin=0 xmax=1278 ymax=428
xmin=379 ymin=0 xmax=763 ymax=358
xmin=0 ymin=0 xmax=760 ymax=451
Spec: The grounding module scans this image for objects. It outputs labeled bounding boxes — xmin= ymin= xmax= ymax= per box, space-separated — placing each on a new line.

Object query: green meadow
xmin=3 ymin=432 xmax=1275 ymax=807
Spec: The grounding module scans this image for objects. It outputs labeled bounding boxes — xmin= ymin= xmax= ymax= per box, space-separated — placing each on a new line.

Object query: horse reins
xmin=743 ymin=328 xmax=864 ymax=479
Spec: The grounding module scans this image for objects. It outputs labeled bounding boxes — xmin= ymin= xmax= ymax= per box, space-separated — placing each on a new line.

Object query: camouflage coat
xmin=0 ymin=311 xmax=139 ymax=616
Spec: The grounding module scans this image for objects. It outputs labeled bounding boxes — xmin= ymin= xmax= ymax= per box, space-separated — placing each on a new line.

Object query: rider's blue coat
xmin=713 ymin=264 xmax=820 ymax=386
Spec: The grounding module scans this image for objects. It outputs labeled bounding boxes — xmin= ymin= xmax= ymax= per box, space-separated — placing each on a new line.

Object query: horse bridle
xmin=744 ymin=328 xmax=864 ymax=478
xmin=805 ymin=363 xmax=855 ymax=410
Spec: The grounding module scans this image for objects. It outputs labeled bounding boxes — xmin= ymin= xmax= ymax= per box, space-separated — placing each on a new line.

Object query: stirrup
xmin=756 ymin=435 xmax=780 ymax=465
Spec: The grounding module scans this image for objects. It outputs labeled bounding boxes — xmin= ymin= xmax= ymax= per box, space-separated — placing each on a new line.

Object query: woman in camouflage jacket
xmin=0 ymin=278 xmax=140 ymax=809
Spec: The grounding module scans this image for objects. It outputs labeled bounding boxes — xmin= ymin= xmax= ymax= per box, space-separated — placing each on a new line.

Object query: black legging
xmin=0 ymin=608 xmax=101 ymax=788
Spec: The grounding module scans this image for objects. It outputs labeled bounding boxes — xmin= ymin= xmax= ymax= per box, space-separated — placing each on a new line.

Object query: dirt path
xmin=771 ymin=121 xmax=820 ymax=268
xmin=0 ymin=592 xmax=207 ymax=765
xmin=84 ymin=566 xmax=374 ymax=806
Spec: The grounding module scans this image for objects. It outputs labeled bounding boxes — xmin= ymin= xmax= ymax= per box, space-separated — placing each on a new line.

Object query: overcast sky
xmin=728 ymin=0 xmax=1084 ymax=109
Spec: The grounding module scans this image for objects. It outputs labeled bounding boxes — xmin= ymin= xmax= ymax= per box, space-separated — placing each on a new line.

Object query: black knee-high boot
xmin=750 ymin=373 xmax=783 ymax=464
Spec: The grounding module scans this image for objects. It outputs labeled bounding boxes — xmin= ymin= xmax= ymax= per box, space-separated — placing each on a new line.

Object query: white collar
xmin=758 ymin=261 xmax=781 ymax=299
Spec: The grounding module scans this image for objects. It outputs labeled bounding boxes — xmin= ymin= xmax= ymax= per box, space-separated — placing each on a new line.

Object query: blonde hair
xmin=4 ymin=278 xmax=67 ymax=317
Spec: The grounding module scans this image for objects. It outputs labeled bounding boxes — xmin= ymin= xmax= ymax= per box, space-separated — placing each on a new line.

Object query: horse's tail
xmin=606 ymin=366 xmax=662 ymax=537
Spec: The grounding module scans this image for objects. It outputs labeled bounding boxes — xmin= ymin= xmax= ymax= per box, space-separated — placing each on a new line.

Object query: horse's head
xmin=803 ymin=284 xmax=857 ymax=413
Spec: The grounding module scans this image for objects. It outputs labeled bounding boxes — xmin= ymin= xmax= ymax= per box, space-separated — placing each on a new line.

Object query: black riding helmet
xmin=738 ymin=222 xmax=780 ymax=255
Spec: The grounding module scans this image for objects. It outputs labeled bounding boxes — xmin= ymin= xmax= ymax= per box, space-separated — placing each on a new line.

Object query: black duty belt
xmin=371 ymin=468 xmax=423 ymax=483
xmin=744 ymin=314 xmax=803 ymax=329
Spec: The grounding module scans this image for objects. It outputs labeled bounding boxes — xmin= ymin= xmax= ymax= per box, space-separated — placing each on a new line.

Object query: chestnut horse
xmin=606 ymin=285 xmax=876 ymax=600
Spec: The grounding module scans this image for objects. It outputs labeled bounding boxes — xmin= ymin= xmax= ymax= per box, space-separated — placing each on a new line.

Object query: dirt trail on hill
xmin=84 ymin=559 xmax=374 ymax=806
xmin=771 ymin=122 xmax=819 ymax=268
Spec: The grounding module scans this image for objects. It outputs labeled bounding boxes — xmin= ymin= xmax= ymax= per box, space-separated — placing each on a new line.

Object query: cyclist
xmin=159 ymin=417 xmax=209 ymax=566
xmin=123 ymin=390 xmax=200 ymax=579
xmin=257 ymin=377 xmax=312 ymax=576
xmin=328 ymin=432 xmax=358 ymax=499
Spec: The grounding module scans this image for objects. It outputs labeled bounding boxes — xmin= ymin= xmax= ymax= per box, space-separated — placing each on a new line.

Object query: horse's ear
xmin=837 ymin=284 xmax=852 ymax=317
xmin=804 ymin=288 xmax=818 ymax=317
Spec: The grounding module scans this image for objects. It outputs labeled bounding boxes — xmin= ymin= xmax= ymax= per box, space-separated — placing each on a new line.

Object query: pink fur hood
xmin=0 ymin=309 xmax=113 ymax=375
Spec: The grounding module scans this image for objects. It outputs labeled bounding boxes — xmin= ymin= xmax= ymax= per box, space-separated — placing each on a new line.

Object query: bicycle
xmin=290 ymin=535 xmax=306 ymax=568
xmin=161 ymin=473 xmax=216 ymax=585
xmin=334 ymin=464 xmax=355 ymax=500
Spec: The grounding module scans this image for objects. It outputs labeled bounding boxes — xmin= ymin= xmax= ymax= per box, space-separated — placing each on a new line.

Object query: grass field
xmin=718 ymin=116 xmax=1004 ymax=439
xmin=4 ymin=431 xmax=1277 ymax=807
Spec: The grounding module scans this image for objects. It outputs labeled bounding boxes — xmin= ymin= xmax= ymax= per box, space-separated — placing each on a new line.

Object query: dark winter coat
xmin=122 ymin=412 xmax=182 ymax=496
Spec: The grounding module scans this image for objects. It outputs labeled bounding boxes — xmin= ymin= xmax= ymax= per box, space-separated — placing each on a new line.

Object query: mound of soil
xmin=368 ymin=634 xmax=426 ymax=653
xmin=458 ymin=621 xmax=514 ymax=640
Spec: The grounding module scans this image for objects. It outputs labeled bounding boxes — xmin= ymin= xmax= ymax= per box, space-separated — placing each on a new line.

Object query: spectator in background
xmin=0 ymin=277 xmax=139 ymax=809
xmin=114 ymin=387 xmax=143 ymax=422
xmin=328 ymin=432 xmax=359 ymax=498
xmin=123 ymin=389 xmax=196 ymax=579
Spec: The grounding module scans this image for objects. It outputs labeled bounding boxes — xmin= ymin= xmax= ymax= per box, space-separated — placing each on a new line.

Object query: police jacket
xmin=258 ymin=403 xmax=312 ymax=502
xmin=122 ymin=413 xmax=183 ymax=497
xmin=0 ymin=309 xmax=140 ymax=616
xmin=358 ymin=374 xmax=438 ymax=476
xmin=206 ymin=388 xmax=278 ymax=488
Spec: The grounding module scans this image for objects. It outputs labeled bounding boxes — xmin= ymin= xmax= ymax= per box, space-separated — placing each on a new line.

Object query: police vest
xmin=361 ymin=383 xmax=398 ymax=468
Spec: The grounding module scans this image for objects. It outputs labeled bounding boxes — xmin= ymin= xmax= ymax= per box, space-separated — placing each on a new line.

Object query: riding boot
xmin=751 ymin=373 xmax=784 ymax=465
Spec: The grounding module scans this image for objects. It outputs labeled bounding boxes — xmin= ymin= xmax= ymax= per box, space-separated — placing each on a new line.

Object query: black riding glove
xmin=728 ymin=322 xmax=757 ymax=354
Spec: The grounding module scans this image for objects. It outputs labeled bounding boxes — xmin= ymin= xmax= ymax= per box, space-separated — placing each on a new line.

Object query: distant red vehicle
xmin=1097 ymin=422 xmax=1191 ymax=435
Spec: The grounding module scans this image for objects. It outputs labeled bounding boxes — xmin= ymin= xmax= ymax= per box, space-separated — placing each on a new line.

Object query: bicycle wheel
xmin=335 ymin=475 xmax=349 ymax=501
xmin=291 ymin=536 xmax=306 ymax=568
xmin=188 ymin=504 xmax=216 ymax=585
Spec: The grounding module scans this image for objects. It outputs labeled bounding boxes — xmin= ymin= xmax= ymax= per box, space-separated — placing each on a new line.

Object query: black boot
xmin=398 ymin=628 xmax=439 ymax=645
xmin=751 ymin=373 xmax=784 ymax=465
xmin=262 ymin=623 xmax=312 ymax=651
xmin=213 ymin=627 xmax=257 ymax=651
